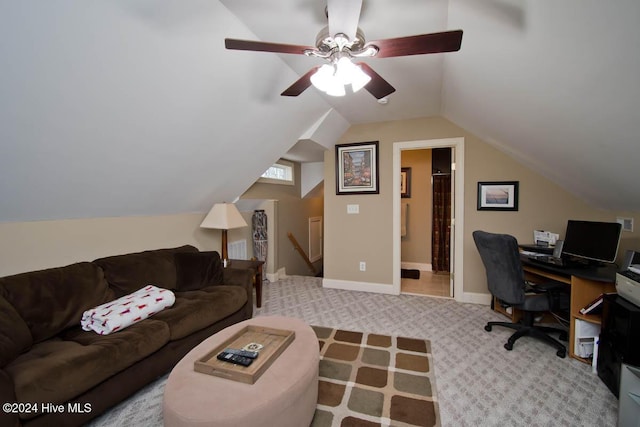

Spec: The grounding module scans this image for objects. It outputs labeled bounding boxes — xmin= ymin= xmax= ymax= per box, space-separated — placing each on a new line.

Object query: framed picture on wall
xmin=477 ymin=181 xmax=519 ymax=211
xmin=400 ymin=167 xmax=411 ymax=198
xmin=336 ymin=141 xmax=379 ymax=195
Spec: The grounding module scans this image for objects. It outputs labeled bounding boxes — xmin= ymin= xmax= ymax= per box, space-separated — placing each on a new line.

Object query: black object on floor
xmin=401 ymin=269 xmax=420 ymax=279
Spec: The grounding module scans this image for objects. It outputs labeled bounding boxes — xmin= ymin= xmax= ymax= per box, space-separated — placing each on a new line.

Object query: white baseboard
xmin=322 ymin=278 xmax=399 ymax=295
xmin=401 ymin=262 xmax=432 ymax=271
xmin=323 ymin=278 xmax=491 ymax=306
xmin=266 ymin=267 xmax=286 ymax=283
xmin=457 ymin=291 xmax=492 ymax=305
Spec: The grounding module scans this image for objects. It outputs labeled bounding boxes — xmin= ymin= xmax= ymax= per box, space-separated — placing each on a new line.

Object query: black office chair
xmin=473 ymin=230 xmax=570 ymax=358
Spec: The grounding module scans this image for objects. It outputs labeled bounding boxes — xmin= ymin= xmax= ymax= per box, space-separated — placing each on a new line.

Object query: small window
xmin=259 ymin=160 xmax=294 ymax=185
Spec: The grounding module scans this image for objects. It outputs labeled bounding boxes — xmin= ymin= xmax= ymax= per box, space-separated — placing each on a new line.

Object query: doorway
xmin=399 ymin=148 xmax=451 ymax=297
xmin=392 ymin=138 xmax=465 ymax=301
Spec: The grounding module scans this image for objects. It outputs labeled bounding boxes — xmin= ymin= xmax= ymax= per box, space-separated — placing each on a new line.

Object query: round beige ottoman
xmin=163 ymin=316 xmax=319 ymax=427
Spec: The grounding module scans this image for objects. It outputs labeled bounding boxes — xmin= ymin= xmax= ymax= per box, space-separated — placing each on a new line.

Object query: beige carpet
xmin=88 ymin=275 xmax=618 ymax=426
xmin=312 ymin=326 xmax=439 ymax=427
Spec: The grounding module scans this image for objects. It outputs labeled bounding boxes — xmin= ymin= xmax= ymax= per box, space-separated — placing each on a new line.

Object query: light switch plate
xmin=347 ymin=204 xmax=359 ymax=214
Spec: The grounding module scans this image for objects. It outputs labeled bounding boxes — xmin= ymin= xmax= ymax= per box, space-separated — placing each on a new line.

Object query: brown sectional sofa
xmin=0 ymin=245 xmax=254 ymax=427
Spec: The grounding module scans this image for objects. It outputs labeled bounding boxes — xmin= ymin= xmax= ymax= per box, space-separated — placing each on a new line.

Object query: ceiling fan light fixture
xmin=310 ymin=64 xmax=334 ymax=91
xmin=310 ymin=64 xmax=345 ymax=97
xmin=225 ymin=0 xmax=463 ymax=100
xmin=326 ymin=80 xmax=346 ymax=97
xmin=335 ymin=57 xmax=370 ymax=93
xmin=350 ymin=64 xmax=371 ymax=92
xmin=334 ymin=57 xmax=355 ymax=84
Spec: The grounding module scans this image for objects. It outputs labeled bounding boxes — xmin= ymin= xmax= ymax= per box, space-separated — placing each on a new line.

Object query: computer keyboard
xmin=521 ymin=250 xmax=544 ymax=257
xmin=525 ymin=254 xmax=566 ymax=266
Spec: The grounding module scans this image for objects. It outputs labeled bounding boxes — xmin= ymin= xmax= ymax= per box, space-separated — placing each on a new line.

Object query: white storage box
xmin=574 ymin=319 xmax=601 ymax=358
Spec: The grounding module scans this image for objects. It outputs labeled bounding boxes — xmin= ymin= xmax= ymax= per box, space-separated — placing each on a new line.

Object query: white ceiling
xmin=223 ymin=0 xmax=640 ymax=211
xmin=1 ymin=0 xmax=639 ymax=223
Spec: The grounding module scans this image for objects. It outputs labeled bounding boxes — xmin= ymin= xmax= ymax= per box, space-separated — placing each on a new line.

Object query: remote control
xmin=216 ymin=351 xmax=253 ymax=367
xmin=223 ymin=348 xmax=259 ymax=359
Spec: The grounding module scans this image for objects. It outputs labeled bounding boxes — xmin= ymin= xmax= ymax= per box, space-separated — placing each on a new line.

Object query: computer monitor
xmin=562 ymin=220 xmax=622 ymax=265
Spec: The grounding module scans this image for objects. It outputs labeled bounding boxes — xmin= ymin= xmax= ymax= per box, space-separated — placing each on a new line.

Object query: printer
xmin=616 ymin=250 xmax=640 ymax=307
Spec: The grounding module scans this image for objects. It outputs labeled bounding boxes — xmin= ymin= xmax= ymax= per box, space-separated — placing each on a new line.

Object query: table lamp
xmin=200 ymin=202 xmax=247 ymax=266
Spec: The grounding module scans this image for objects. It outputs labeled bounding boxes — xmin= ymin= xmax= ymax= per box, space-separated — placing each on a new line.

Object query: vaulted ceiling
xmin=1 ymin=0 xmax=639 ymax=223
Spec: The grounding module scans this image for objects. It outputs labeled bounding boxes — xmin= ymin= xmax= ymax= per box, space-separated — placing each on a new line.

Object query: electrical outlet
xmin=359 ymin=261 xmax=366 ymax=271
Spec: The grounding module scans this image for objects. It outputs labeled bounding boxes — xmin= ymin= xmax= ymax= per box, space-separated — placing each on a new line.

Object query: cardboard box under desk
xmin=194 ymin=325 xmax=295 ymax=384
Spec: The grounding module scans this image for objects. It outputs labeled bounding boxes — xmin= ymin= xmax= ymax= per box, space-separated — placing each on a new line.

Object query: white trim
xmin=266 ymin=267 xmax=287 ymax=283
xmin=401 ymin=262 xmax=432 ymax=272
xmin=323 ymin=278 xmax=399 ymax=295
xmin=308 ymin=216 xmax=323 ymax=263
xmin=392 ymin=137 xmax=466 ymax=302
xmin=457 ymin=292 xmax=492 ymax=305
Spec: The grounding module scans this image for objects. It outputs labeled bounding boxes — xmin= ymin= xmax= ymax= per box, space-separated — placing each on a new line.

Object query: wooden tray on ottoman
xmin=194 ymin=325 xmax=295 ymax=384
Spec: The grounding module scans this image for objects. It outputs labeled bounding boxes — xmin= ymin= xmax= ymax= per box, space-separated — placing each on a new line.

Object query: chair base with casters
xmin=485 ymin=310 xmax=568 ymax=358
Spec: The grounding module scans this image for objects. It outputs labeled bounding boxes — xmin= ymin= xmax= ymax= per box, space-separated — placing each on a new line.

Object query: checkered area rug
xmin=312 ymin=326 xmax=439 ymax=427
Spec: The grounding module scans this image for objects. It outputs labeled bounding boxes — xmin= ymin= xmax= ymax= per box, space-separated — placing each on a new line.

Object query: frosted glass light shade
xmin=350 ymin=64 xmax=371 ymax=92
xmin=310 ymin=64 xmax=334 ymax=92
xmin=310 ymin=64 xmax=346 ymax=97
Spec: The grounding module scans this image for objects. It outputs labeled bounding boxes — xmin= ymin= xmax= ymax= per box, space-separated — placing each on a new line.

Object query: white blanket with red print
xmin=81 ymin=285 xmax=175 ymax=335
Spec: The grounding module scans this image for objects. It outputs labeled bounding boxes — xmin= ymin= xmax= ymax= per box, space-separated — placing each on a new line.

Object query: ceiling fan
xmin=224 ymin=0 xmax=463 ymax=99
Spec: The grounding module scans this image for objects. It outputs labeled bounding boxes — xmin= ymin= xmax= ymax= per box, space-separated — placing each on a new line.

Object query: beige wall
xmin=241 ymin=160 xmax=324 ymax=277
xmin=401 ymin=149 xmax=432 ymax=265
xmin=0 ymin=213 xmax=246 ymax=277
xmin=2 ymin=116 xmax=638 ymax=298
xmin=324 ymin=116 xmax=640 ymax=296
xmin=0 ymin=160 xmax=323 ymax=279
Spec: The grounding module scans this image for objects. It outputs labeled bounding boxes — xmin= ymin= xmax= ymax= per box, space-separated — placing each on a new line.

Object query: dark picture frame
xmin=336 ymin=141 xmax=379 ymax=195
xmin=477 ymin=181 xmax=519 ymax=211
xmin=400 ymin=167 xmax=411 ymax=198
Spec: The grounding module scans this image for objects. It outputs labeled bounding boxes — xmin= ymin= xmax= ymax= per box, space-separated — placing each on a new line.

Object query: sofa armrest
xmin=0 ymin=368 xmax=20 ymax=427
xmin=223 ymin=268 xmax=254 ymax=313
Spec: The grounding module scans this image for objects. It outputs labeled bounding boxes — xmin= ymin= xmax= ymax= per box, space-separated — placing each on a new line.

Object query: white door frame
xmin=392 ymin=137 xmax=465 ymax=301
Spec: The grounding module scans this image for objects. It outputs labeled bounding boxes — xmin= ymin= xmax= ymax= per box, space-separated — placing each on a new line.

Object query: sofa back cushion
xmin=174 ymin=251 xmax=224 ymax=292
xmin=0 ymin=262 xmax=114 ymax=344
xmin=0 ymin=294 xmax=32 ymax=367
xmin=93 ymin=245 xmax=198 ymax=297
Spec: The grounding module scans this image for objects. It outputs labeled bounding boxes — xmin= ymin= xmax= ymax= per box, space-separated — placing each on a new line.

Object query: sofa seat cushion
xmin=153 ymin=286 xmax=248 ymax=340
xmin=5 ymin=318 xmax=170 ymax=412
xmin=94 ymin=245 xmax=198 ymax=297
xmin=0 ymin=262 xmax=114 ymax=344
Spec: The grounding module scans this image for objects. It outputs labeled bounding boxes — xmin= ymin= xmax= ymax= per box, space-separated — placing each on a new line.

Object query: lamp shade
xmin=200 ymin=203 xmax=247 ymax=230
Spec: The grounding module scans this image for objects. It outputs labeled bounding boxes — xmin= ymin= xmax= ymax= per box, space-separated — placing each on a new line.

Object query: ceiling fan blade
xmin=366 ymin=30 xmax=463 ymax=58
xmin=281 ymin=67 xmax=320 ymax=97
xmin=225 ymin=38 xmax=314 ymax=55
xmin=327 ymin=0 xmax=362 ymax=41
xmin=358 ymin=63 xmax=396 ymax=99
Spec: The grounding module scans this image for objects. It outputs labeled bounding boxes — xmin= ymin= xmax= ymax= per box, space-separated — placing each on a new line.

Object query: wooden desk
xmin=227 ymin=259 xmax=265 ymax=308
xmin=520 ymin=257 xmax=617 ymax=363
